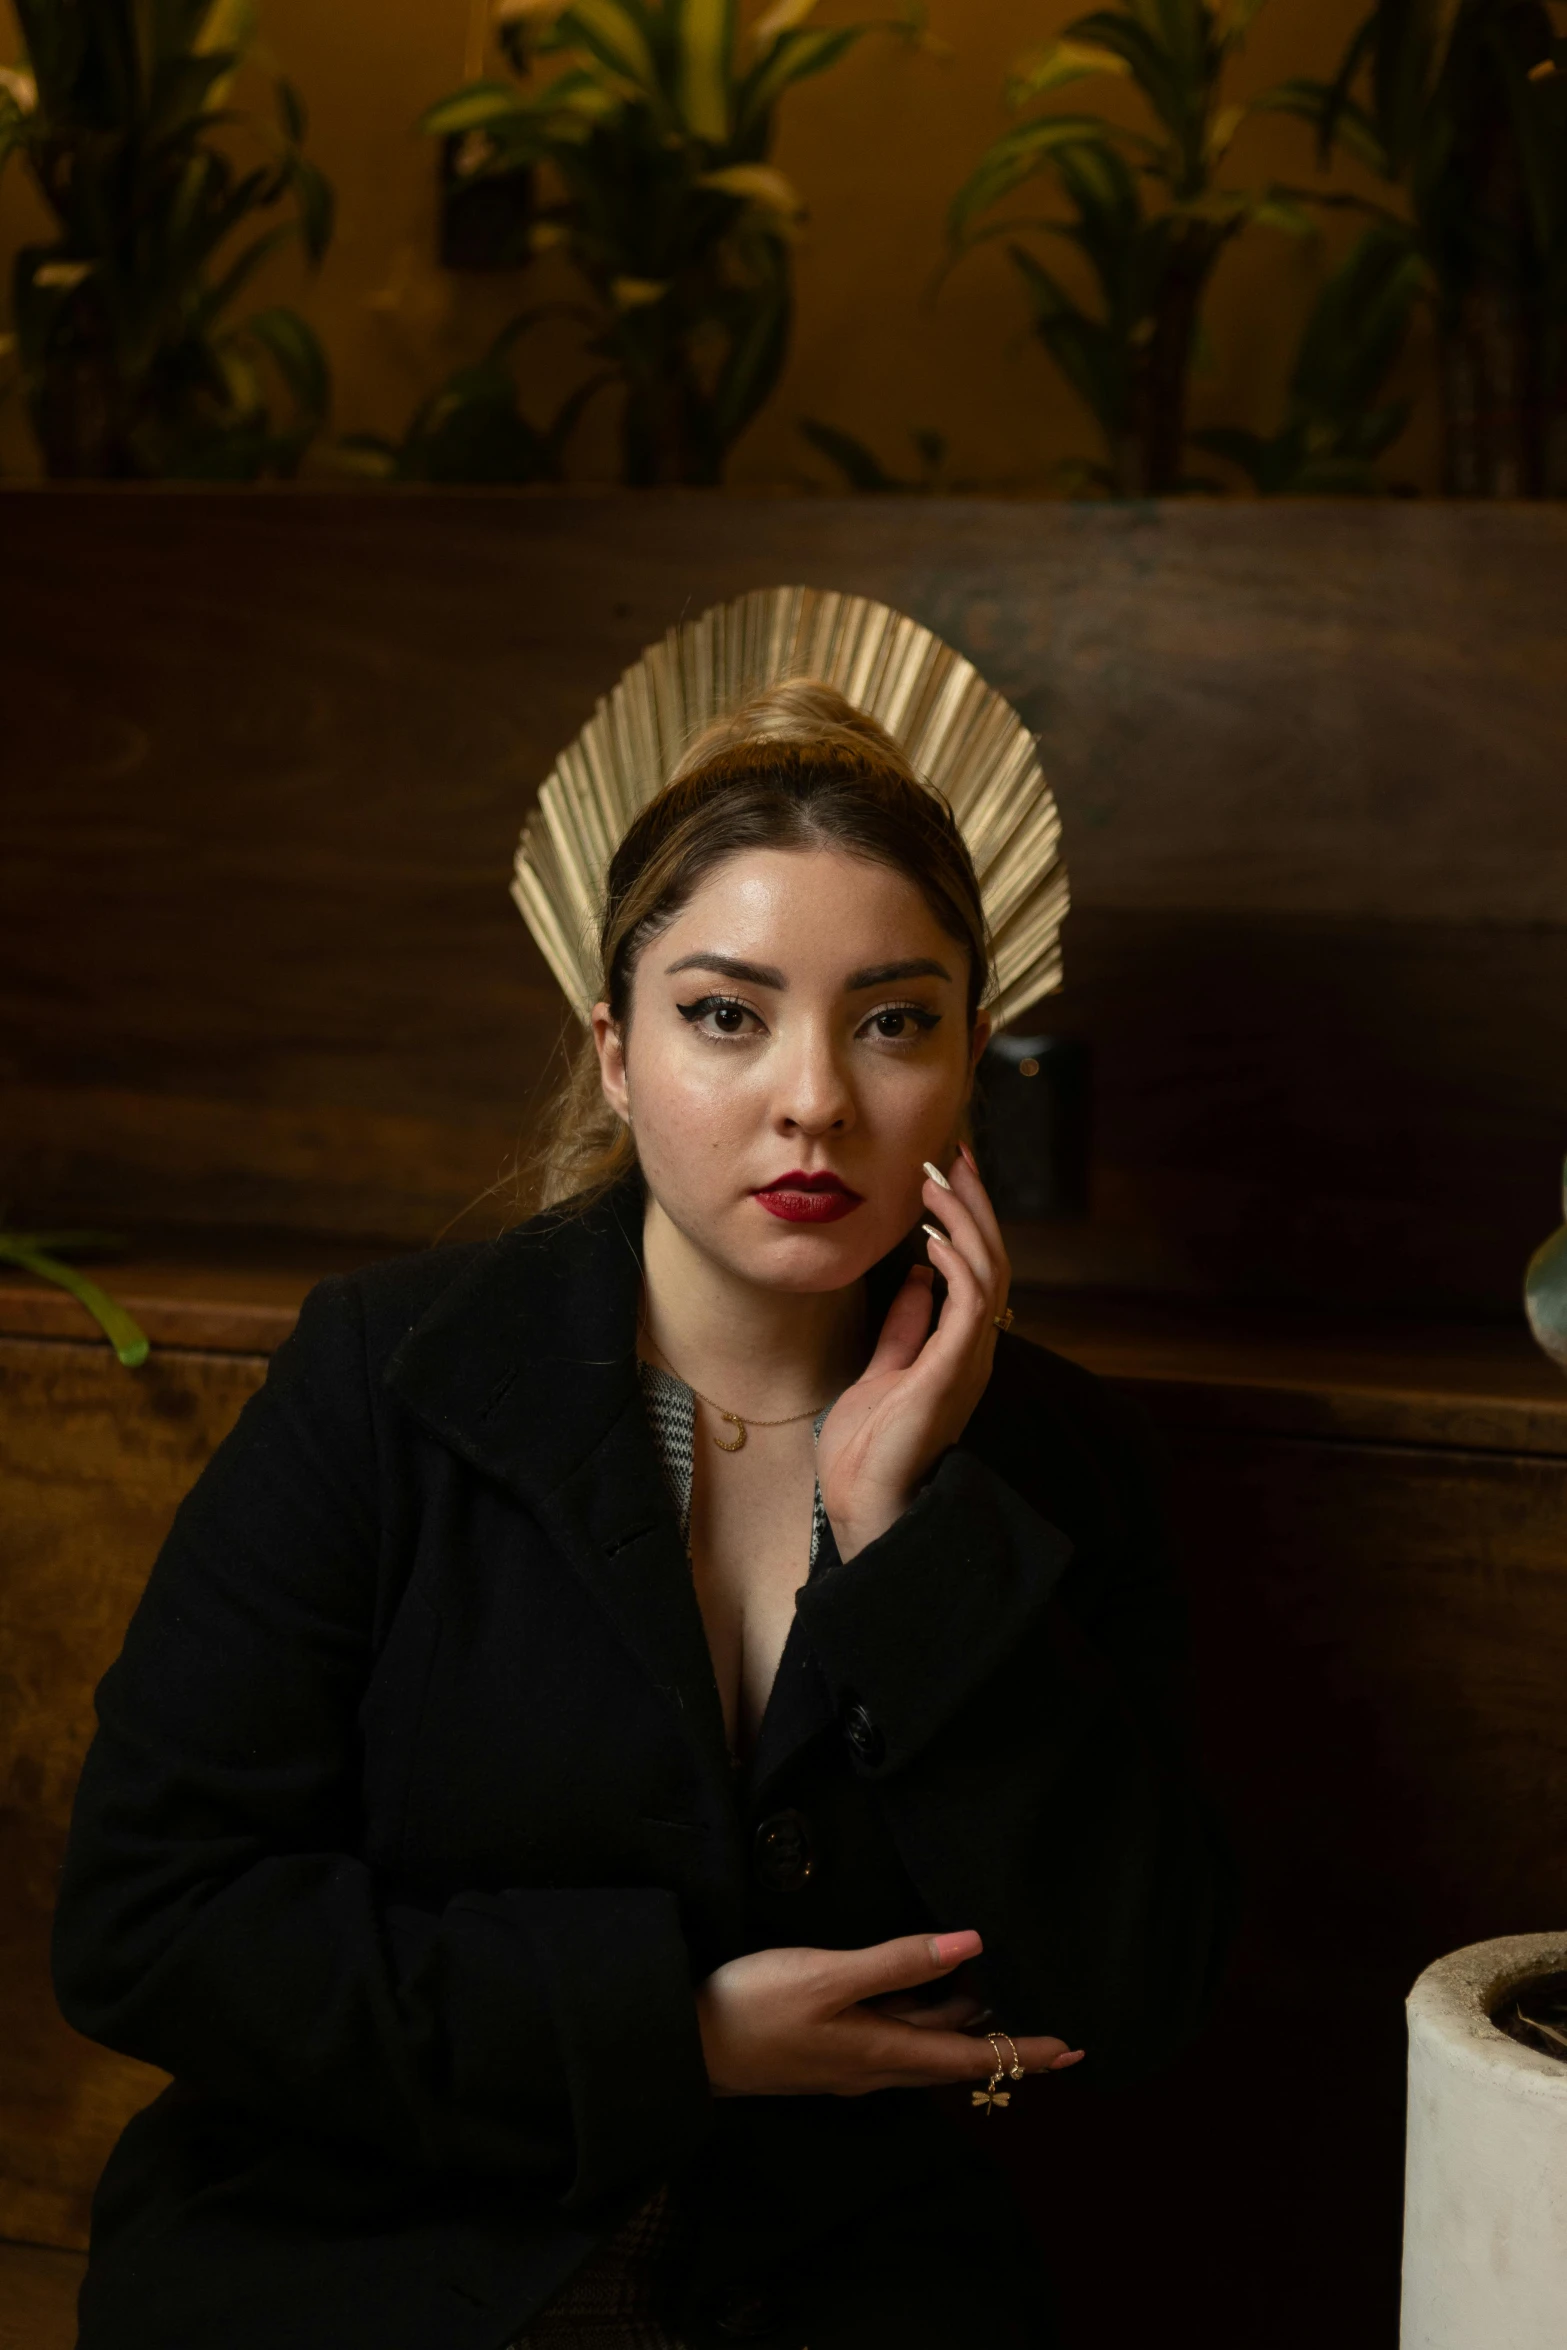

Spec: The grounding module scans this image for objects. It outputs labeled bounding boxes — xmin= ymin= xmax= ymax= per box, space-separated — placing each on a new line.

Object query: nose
xmin=773 ymin=1022 xmax=855 ymax=1138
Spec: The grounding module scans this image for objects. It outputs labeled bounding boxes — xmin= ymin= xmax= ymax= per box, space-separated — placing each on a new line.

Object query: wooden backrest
xmin=3 ymin=489 xmax=1564 ymax=1314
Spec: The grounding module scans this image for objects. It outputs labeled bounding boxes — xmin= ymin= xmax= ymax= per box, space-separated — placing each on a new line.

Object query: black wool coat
xmin=52 ymin=1182 xmax=1235 ymax=2350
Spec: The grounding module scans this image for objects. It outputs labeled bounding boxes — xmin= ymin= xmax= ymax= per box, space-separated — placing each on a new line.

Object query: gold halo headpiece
xmin=511 ymin=586 xmax=1069 ymax=1029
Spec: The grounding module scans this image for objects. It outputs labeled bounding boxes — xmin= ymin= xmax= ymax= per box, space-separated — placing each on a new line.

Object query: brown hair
xmin=518 ymin=678 xmax=991 ymax=1217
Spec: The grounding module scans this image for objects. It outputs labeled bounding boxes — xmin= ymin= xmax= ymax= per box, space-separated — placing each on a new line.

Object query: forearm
xmin=53 ymin=1751 xmax=717 ymax=2203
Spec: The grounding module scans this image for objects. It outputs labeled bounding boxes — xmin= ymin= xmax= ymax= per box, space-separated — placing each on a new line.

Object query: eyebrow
xmin=844 ymin=958 xmax=952 ymax=989
xmin=665 ymin=953 xmax=787 ymax=988
xmin=664 ymin=952 xmax=953 ymax=992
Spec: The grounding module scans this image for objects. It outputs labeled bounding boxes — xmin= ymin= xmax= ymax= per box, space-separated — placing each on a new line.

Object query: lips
xmin=753 ymin=1170 xmax=865 ymax=1225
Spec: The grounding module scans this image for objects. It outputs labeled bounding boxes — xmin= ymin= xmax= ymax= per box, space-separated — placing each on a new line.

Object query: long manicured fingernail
xmin=932 ymin=1929 xmax=982 ymax=1965
xmin=1052 ymin=2049 xmax=1086 ymax=2068
xmin=922 ymin=1159 xmax=952 ymax=1192
xmin=922 ymin=1223 xmax=947 ymax=1246
xmin=959 ymin=1140 xmax=977 ymax=1169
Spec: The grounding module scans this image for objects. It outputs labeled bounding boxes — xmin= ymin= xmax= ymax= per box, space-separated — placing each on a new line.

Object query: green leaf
xmin=290 ymin=157 xmax=335 ymax=265
xmin=736 ymin=25 xmax=860 ymax=133
xmin=277 ymin=75 xmax=307 ymax=146
xmin=421 ymin=81 xmax=538 ymax=137
xmin=708 ymin=255 xmax=791 ymax=449
xmin=197 ymin=221 xmax=294 ymax=327
xmin=241 ymin=305 xmax=331 ymax=421
xmin=1190 ymin=421 xmax=1270 ymax=483
xmin=1256 ymin=75 xmax=1391 ymax=177
xmin=1007 ymin=240 xmax=1128 ymax=435
xmin=798 ymin=415 xmax=904 ymax=488
xmin=1248 ymin=192 xmax=1319 ymax=239
xmin=1213 ymin=0 xmax=1271 ymax=44
xmin=543 ymin=365 xmax=619 ymax=462
xmin=1049 ymin=10 xmax=1182 ymax=133
xmin=698 ymin=163 xmax=803 ymax=217
xmin=563 ymin=0 xmax=661 ymax=98
xmin=0 ymin=1236 xmax=149 ymax=1368
xmin=753 ymin=0 xmax=821 ymax=40
xmin=676 ymin=0 xmax=734 ymax=142
xmin=1005 ymin=38 xmax=1131 ymax=106
xmin=948 ymin=116 xmax=1120 ymax=243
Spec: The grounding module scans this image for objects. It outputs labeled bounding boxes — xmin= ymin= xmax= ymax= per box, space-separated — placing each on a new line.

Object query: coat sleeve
xmin=50 ymin=1274 xmax=718 ymax=2210
xmin=797 ymin=1348 xmax=1237 ymax=2091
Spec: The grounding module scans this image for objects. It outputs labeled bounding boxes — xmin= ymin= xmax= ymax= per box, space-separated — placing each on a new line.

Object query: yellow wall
xmin=0 ymin=0 xmax=1437 ymax=489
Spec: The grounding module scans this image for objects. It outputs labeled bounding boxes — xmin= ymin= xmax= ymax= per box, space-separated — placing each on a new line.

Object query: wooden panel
xmin=0 ymin=2242 xmax=82 ymax=2350
xmin=1010 ymin=905 xmax=1567 ymax=1316
xmin=0 ymin=1338 xmax=265 ymax=2251
xmin=6 ymin=1257 xmax=1564 ymax=1454
xmin=1018 ymin=1422 xmax=1567 ymax=2350
xmin=4 ymin=492 xmax=1564 ymax=926
xmin=2 ymin=491 xmax=1565 ymax=1307
xmin=1178 ymin=1432 xmax=1567 ymax=1966
xmin=0 ymin=1245 xmax=399 ymax=1356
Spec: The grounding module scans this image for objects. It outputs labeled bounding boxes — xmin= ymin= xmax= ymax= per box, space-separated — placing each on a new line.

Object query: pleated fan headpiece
xmin=512 ymin=586 xmax=1069 ymax=1030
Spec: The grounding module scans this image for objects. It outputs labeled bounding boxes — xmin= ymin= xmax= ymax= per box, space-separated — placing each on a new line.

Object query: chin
xmin=729 ymin=1212 xmax=907 ymax=1295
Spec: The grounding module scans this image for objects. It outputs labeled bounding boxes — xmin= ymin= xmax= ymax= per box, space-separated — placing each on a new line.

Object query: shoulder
xmin=283 ymin=1193 xmax=619 ymax=1390
xmin=314 ymin=1239 xmax=496 ymax=1363
xmin=263 ymin=1240 xmax=495 ymax=1405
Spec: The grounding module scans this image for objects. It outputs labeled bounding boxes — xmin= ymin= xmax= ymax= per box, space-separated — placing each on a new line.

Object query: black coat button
xmin=842 ymin=1698 xmax=885 ymax=1767
xmin=752 ymin=1807 xmax=813 ymax=1892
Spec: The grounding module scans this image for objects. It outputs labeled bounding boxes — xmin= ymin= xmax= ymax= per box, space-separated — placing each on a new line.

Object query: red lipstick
xmin=753 ymin=1170 xmax=864 ymax=1225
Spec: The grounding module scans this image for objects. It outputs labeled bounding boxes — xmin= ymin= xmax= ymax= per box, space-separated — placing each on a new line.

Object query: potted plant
xmin=414 ymin=0 xmax=932 ymax=485
xmin=0 ymin=0 xmax=333 ymax=479
xmin=1192 ymin=218 xmax=1424 ymax=490
xmin=944 ymin=0 xmax=1313 ymax=497
xmin=1403 ymin=1933 xmax=1567 ymax=2348
xmin=1267 ymin=0 xmax=1567 ymax=496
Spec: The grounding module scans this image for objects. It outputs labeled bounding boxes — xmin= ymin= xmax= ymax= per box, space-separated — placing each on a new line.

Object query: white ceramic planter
xmin=1401 ymin=1932 xmax=1567 ymax=2349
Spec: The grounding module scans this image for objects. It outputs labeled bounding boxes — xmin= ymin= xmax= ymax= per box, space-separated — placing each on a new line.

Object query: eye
xmin=861 ymin=1003 xmax=941 ymax=1043
xmin=676 ymin=993 xmax=763 ymax=1039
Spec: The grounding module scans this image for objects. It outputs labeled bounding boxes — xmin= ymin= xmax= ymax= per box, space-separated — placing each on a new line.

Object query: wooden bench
xmin=4 ymin=486 xmax=1565 ymax=2347
xmin=4 ymin=1254 xmax=1564 ymax=2350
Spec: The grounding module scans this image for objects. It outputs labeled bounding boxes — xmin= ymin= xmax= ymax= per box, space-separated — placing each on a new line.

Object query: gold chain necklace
xmin=642 ymin=1334 xmax=831 ymax=1454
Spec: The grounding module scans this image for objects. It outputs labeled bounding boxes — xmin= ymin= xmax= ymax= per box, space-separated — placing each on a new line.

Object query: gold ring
xmin=992 ymin=1308 xmax=1014 ymax=1334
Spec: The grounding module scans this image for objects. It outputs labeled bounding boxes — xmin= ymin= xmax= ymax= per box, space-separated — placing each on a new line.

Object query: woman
xmin=53 ymin=678 xmax=1234 ymax=2350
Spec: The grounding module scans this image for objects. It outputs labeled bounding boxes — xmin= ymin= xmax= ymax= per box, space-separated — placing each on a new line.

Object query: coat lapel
xmin=382 ymin=1183 xmax=735 ymax=1796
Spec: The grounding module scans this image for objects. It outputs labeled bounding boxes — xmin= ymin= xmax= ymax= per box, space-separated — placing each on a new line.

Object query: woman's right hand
xmin=694 ymin=1929 xmax=1084 ymax=2099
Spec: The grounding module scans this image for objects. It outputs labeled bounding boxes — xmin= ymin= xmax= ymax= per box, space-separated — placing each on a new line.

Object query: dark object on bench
xmin=973 ymin=1035 xmax=1091 ymax=1221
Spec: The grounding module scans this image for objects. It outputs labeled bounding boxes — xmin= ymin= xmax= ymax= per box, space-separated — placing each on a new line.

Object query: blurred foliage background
xmin=0 ymin=1 xmax=1561 ymax=491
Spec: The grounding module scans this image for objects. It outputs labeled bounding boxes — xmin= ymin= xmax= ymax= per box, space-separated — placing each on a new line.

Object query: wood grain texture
xmin=2 ymin=491 xmax=1564 ymax=1305
xmin=0 ymin=2241 xmax=83 ymax=2350
xmin=4 ymin=1253 xmax=1563 ymax=1452
xmin=1000 ymin=1422 xmax=1567 ymax=2350
xmin=0 ymin=1244 xmax=407 ymax=1356
xmin=0 ymin=1338 xmax=266 ymax=2251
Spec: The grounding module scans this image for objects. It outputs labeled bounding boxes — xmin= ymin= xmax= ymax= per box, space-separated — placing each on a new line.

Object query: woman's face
xmin=592 ymin=844 xmax=990 ymax=1294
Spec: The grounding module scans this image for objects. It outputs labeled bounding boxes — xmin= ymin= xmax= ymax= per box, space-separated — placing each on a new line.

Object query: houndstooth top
xmin=508 ymin=1358 xmax=833 ymax=2348
xmin=637 ymin=1357 xmax=832 ymax=1590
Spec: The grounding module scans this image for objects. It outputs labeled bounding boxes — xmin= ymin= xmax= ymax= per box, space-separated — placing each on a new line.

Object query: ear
xmin=591 ymin=1001 xmax=631 ymax=1124
xmin=968 ymin=1006 xmax=992 ymax=1073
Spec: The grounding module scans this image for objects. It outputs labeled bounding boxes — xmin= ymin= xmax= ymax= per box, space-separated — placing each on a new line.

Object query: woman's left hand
xmin=816 ymin=1142 xmax=1011 ymax=1561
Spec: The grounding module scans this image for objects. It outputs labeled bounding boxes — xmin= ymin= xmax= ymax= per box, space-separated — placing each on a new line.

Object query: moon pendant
xmin=713 ymin=1413 xmax=747 ymax=1453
